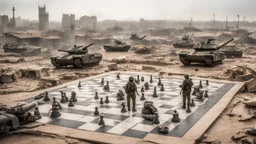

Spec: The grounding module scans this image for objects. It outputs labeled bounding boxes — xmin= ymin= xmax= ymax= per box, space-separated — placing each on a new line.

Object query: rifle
xmin=123 ymin=86 xmax=140 ymax=97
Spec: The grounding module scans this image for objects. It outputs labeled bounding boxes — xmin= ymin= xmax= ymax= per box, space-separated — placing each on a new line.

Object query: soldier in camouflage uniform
xmin=125 ymin=76 xmax=138 ymax=112
xmin=180 ymin=74 xmax=193 ymax=112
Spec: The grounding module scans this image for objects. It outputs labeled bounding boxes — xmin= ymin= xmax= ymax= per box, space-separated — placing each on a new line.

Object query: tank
xmin=173 ymin=35 xmax=194 ymax=48
xmin=221 ymin=45 xmax=243 ymax=58
xmin=50 ymin=43 xmax=102 ymax=69
xmin=3 ymin=43 xmax=41 ymax=56
xmin=130 ymin=33 xmax=147 ymax=41
xmin=103 ymin=39 xmax=131 ymax=52
xmin=179 ymin=38 xmax=234 ymax=66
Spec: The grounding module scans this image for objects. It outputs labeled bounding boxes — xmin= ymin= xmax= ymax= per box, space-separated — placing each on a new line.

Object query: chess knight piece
xmin=124 ymin=76 xmax=138 ymax=112
xmin=180 ymin=74 xmax=193 ymax=112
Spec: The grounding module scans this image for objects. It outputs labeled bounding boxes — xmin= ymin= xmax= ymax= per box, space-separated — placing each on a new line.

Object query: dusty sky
xmin=0 ymin=0 xmax=255 ymax=21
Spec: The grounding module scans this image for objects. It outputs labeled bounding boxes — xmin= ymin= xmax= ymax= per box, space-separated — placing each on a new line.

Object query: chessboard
xmin=25 ymin=71 xmax=241 ymax=140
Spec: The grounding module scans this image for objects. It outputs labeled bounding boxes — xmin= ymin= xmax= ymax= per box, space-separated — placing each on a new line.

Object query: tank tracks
xmin=51 ymin=58 xmax=100 ymax=69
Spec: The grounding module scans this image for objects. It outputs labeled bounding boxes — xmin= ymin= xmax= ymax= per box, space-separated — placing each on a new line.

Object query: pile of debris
xmin=133 ymin=45 xmax=155 ymax=54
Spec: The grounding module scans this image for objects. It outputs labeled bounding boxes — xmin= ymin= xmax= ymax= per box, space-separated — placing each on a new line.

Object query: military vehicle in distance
xmin=103 ymin=39 xmax=131 ymax=52
xmin=130 ymin=33 xmax=147 ymax=41
xmin=50 ymin=43 xmax=102 ymax=69
xmin=173 ymin=35 xmax=194 ymax=48
xmin=3 ymin=43 xmax=41 ymax=56
xmin=179 ymin=38 xmax=234 ymax=66
xmin=221 ymin=45 xmax=243 ymax=58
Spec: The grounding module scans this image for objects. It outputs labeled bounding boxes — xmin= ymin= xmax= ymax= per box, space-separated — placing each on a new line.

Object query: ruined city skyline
xmin=0 ymin=0 xmax=256 ymax=22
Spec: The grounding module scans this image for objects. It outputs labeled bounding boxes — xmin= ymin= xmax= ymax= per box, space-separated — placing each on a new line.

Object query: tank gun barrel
xmin=217 ymin=38 xmax=234 ymax=49
xmin=82 ymin=43 xmax=94 ymax=50
xmin=139 ymin=35 xmax=147 ymax=40
xmin=4 ymin=102 xmax=37 ymax=114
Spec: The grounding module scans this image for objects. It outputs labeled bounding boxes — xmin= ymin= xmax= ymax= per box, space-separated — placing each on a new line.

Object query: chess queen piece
xmin=71 ymin=91 xmax=77 ymax=102
xmin=124 ymin=76 xmax=137 ymax=112
xmin=43 ymin=91 xmax=50 ymax=101
xmin=152 ymin=87 xmax=158 ymax=98
xmin=121 ymin=103 xmax=127 ymax=113
xmin=98 ymin=115 xmax=105 ymax=125
xmin=181 ymin=74 xmax=193 ymax=109
xmin=171 ymin=110 xmax=180 ymax=123
xmin=78 ymin=81 xmax=82 ymax=88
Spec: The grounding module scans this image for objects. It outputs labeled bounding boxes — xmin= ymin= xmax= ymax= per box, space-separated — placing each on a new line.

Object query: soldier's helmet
xmin=184 ymin=74 xmax=189 ymax=79
xmin=129 ymin=76 xmax=134 ymax=81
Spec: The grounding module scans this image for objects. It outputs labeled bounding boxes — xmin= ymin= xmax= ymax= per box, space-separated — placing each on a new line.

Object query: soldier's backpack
xmin=125 ymin=82 xmax=136 ymax=93
xmin=184 ymin=80 xmax=192 ymax=90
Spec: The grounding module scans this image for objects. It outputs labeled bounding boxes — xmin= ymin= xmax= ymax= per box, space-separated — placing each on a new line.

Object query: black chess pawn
xmin=34 ymin=107 xmax=41 ymax=118
xmin=153 ymin=87 xmax=158 ymax=98
xmin=153 ymin=113 xmax=160 ymax=124
xmin=78 ymin=81 xmax=82 ymax=88
xmin=171 ymin=110 xmax=180 ymax=123
xmin=105 ymin=96 xmax=110 ymax=104
xmin=157 ymin=78 xmax=162 ymax=86
xmin=121 ymin=103 xmax=127 ymax=113
xmin=206 ymin=80 xmax=209 ymax=86
xmin=50 ymin=103 xmax=61 ymax=118
xmin=204 ymin=90 xmax=209 ymax=98
xmin=68 ymin=98 xmax=75 ymax=107
xmin=43 ymin=91 xmax=50 ymax=101
xmin=192 ymin=87 xmax=197 ymax=95
xmin=71 ymin=91 xmax=78 ymax=102
xmin=199 ymin=80 xmax=203 ymax=88
xmin=94 ymin=107 xmax=99 ymax=116
xmin=60 ymin=95 xmax=66 ymax=103
xmin=141 ymin=76 xmax=144 ymax=82
xmin=101 ymin=78 xmax=104 ymax=85
xmin=150 ymin=75 xmax=153 ymax=83
xmin=140 ymin=92 xmax=146 ymax=100
xmin=98 ymin=115 xmax=105 ymax=125
xmin=141 ymin=86 xmax=145 ymax=92
xmin=63 ymin=92 xmax=69 ymax=102
xmin=117 ymin=73 xmax=120 ymax=80
xmin=100 ymin=97 xmax=104 ymax=105
xmin=160 ymin=84 xmax=165 ymax=91
xmin=52 ymin=97 xmax=62 ymax=109
xmin=103 ymin=81 xmax=110 ymax=90
xmin=190 ymin=99 xmax=195 ymax=107
xmin=94 ymin=92 xmax=99 ymax=100
xmin=144 ymin=82 xmax=149 ymax=90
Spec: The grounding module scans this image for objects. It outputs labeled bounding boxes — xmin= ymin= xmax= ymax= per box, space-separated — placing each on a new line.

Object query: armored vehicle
xmin=179 ymin=38 xmax=234 ymax=66
xmin=103 ymin=39 xmax=131 ymax=52
xmin=173 ymin=35 xmax=194 ymax=48
xmin=50 ymin=43 xmax=102 ymax=69
xmin=222 ymin=45 xmax=243 ymax=58
xmin=130 ymin=33 xmax=147 ymax=41
xmin=3 ymin=43 xmax=41 ymax=56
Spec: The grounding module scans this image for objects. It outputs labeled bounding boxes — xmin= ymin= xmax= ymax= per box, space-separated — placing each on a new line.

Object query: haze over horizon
xmin=0 ymin=0 xmax=256 ymax=22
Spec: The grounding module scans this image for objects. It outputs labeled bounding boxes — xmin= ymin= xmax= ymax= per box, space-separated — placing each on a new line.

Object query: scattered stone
xmin=157 ymin=126 xmax=169 ymax=134
xmin=111 ymin=56 xmax=127 ymax=64
xmin=108 ymin=63 xmax=118 ymax=71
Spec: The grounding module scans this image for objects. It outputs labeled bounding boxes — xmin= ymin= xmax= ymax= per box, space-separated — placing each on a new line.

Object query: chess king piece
xmin=117 ymin=73 xmax=120 ymax=80
xmin=71 ymin=91 xmax=77 ymax=102
xmin=50 ymin=103 xmax=61 ymax=118
xmin=100 ymin=97 xmax=104 ymax=105
xmin=101 ymin=78 xmax=104 ymax=85
xmin=105 ymin=96 xmax=110 ymax=104
xmin=171 ymin=110 xmax=180 ymax=123
xmin=121 ymin=103 xmax=127 ymax=113
xmin=98 ymin=115 xmax=105 ymax=125
xmin=144 ymin=82 xmax=149 ymax=90
xmin=141 ymin=76 xmax=144 ymax=82
xmin=43 ymin=91 xmax=50 ymax=101
xmin=204 ymin=90 xmax=209 ymax=98
xmin=124 ymin=76 xmax=138 ymax=112
xmin=94 ymin=107 xmax=99 ymax=116
xmin=52 ymin=97 xmax=62 ymax=109
xmin=180 ymin=74 xmax=193 ymax=111
xmin=140 ymin=92 xmax=146 ymax=100
xmin=190 ymin=99 xmax=195 ymax=107
xmin=199 ymin=80 xmax=203 ymax=88
xmin=157 ymin=78 xmax=162 ymax=86
xmin=150 ymin=75 xmax=153 ymax=83
xmin=78 ymin=81 xmax=82 ymax=88
xmin=95 ymin=92 xmax=99 ymax=100
xmin=103 ymin=81 xmax=110 ymax=90
xmin=34 ymin=107 xmax=41 ymax=118
xmin=160 ymin=84 xmax=165 ymax=91
xmin=206 ymin=80 xmax=209 ymax=86
xmin=152 ymin=87 xmax=158 ymax=98
xmin=141 ymin=86 xmax=145 ymax=92
xmin=153 ymin=112 xmax=160 ymax=124
xmin=68 ymin=98 xmax=75 ymax=107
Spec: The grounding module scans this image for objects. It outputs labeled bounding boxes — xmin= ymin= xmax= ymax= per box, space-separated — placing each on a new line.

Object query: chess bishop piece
xmin=68 ymin=98 xmax=75 ymax=107
xmin=160 ymin=84 xmax=165 ymax=91
xmin=150 ymin=75 xmax=153 ymax=83
xmin=153 ymin=112 xmax=160 ymax=124
xmin=98 ymin=115 xmax=105 ymax=125
xmin=152 ymin=87 xmax=158 ymax=98
xmin=71 ymin=91 xmax=78 ymax=102
xmin=140 ymin=93 xmax=146 ymax=100
xmin=50 ymin=103 xmax=61 ymax=118
xmin=94 ymin=107 xmax=99 ymax=116
xmin=190 ymin=99 xmax=195 ymax=107
xmin=43 ymin=91 xmax=50 ymax=101
xmin=78 ymin=81 xmax=82 ymax=88
xmin=121 ymin=103 xmax=127 ymax=113
xmin=94 ymin=92 xmax=99 ymax=100
xmin=105 ymin=96 xmax=110 ymax=104
xmin=171 ymin=110 xmax=180 ymax=123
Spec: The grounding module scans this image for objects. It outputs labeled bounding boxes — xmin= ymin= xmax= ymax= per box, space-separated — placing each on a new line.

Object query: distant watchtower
xmin=38 ymin=4 xmax=49 ymax=31
xmin=12 ymin=6 xmax=16 ymax=28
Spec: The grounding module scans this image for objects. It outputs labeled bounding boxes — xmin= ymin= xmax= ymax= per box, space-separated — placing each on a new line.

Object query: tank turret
xmin=130 ymin=33 xmax=147 ymax=41
xmin=58 ymin=43 xmax=94 ymax=55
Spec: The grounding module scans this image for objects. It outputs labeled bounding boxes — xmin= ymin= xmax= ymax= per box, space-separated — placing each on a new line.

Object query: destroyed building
xmin=4 ymin=31 xmax=42 ymax=46
xmin=77 ymin=15 xmax=97 ymax=30
xmin=38 ymin=4 xmax=49 ymax=31
xmin=62 ymin=14 xmax=75 ymax=31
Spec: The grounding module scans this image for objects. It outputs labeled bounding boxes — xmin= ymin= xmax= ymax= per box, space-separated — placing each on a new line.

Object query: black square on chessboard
xmin=160 ymin=104 xmax=174 ymax=109
xmin=95 ymin=125 xmax=113 ymax=133
xmin=101 ymin=113 xmax=129 ymax=121
xmin=49 ymin=119 xmax=85 ymax=129
xmin=61 ymin=109 xmax=92 ymax=115
xmin=122 ymin=129 xmax=148 ymax=139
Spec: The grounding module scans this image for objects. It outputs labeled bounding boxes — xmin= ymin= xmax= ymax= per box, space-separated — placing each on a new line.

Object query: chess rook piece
xmin=100 ymin=97 xmax=104 ymax=105
xmin=186 ymin=107 xmax=191 ymax=113
xmin=103 ymin=81 xmax=110 ymax=90
xmin=43 ymin=91 xmax=50 ymax=101
xmin=98 ymin=115 xmax=105 ymax=125
xmin=144 ymin=82 xmax=149 ymax=90
xmin=121 ymin=103 xmax=127 ymax=113
xmin=204 ymin=90 xmax=209 ymax=98
xmin=153 ymin=113 xmax=160 ymax=124
xmin=190 ymin=99 xmax=195 ymax=107
xmin=71 ymin=91 xmax=77 ymax=102
xmin=153 ymin=87 xmax=158 ymax=98
xmin=105 ymin=96 xmax=110 ymax=104
xmin=68 ymin=98 xmax=75 ymax=107
xmin=117 ymin=73 xmax=120 ymax=80
xmin=171 ymin=110 xmax=180 ymax=123
xmin=140 ymin=92 xmax=146 ymax=100
xmin=141 ymin=76 xmax=144 ymax=82
xmin=78 ymin=81 xmax=82 ymax=88
xmin=199 ymin=80 xmax=203 ymax=88
xmin=101 ymin=78 xmax=104 ymax=85
xmin=94 ymin=107 xmax=99 ymax=116
xmin=141 ymin=86 xmax=145 ymax=93
xmin=157 ymin=78 xmax=162 ymax=86
xmin=160 ymin=84 xmax=165 ymax=91
xmin=94 ymin=92 xmax=99 ymax=100
xmin=50 ymin=103 xmax=61 ymax=118
xmin=150 ymin=75 xmax=153 ymax=83
xmin=206 ymin=80 xmax=209 ymax=86
xmin=34 ymin=107 xmax=41 ymax=118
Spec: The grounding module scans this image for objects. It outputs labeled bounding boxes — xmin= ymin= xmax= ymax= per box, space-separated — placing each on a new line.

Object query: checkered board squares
xmin=30 ymin=72 xmax=235 ymax=139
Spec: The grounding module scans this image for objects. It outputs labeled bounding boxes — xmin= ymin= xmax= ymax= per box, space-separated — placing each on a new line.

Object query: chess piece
xmin=98 ymin=115 xmax=105 ymax=125
xmin=153 ymin=113 xmax=160 ymax=124
xmin=144 ymin=82 xmax=149 ymax=90
xmin=140 ymin=93 xmax=146 ymax=100
xmin=100 ymin=97 xmax=104 ymax=105
xmin=60 ymin=95 xmax=66 ymax=103
xmin=117 ymin=73 xmax=120 ymax=80
xmin=105 ymin=96 xmax=110 ymax=104
xmin=206 ymin=80 xmax=209 ymax=86
xmin=204 ymin=90 xmax=209 ymax=98
xmin=103 ymin=81 xmax=110 ymax=90
xmin=63 ymin=92 xmax=69 ymax=102
xmin=101 ymin=78 xmax=104 ymax=85
xmin=171 ymin=110 xmax=180 ymax=123
xmin=68 ymin=98 xmax=75 ymax=107
xmin=160 ymin=84 xmax=164 ymax=91
xmin=116 ymin=90 xmax=125 ymax=101
xmin=141 ymin=76 xmax=144 ymax=82
xmin=199 ymin=80 xmax=203 ymax=88
xmin=34 ymin=107 xmax=41 ymax=118
xmin=136 ymin=75 xmax=140 ymax=84
xmin=192 ymin=87 xmax=197 ymax=95
xmin=52 ymin=97 xmax=62 ymax=109
xmin=141 ymin=86 xmax=145 ymax=92
xmin=186 ymin=107 xmax=191 ymax=113
xmin=190 ymin=99 xmax=195 ymax=107
xmin=78 ymin=81 xmax=82 ymax=88
xmin=150 ymin=75 xmax=153 ymax=83
xmin=95 ymin=92 xmax=99 ymax=100
xmin=71 ymin=91 xmax=77 ymax=102
xmin=152 ymin=87 xmax=158 ymax=98
xmin=43 ymin=91 xmax=50 ymax=101
xmin=157 ymin=126 xmax=169 ymax=134
xmin=50 ymin=103 xmax=61 ymax=118
xmin=157 ymin=78 xmax=162 ymax=86
xmin=121 ymin=103 xmax=127 ymax=113
xmin=94 ymin=107 xmax=99 ymax=116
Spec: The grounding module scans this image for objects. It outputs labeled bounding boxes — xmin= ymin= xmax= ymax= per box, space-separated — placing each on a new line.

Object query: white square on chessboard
xmin=107 ymin=126 xmax=129 ymax=135
xmin=36 ymin=116 xmax=52 ymax=124
xmin=77 ymin=115 xmax=98 ymax=123
xmin=115 ymin=121 xmax=137 ymax=129
xmin=131 ymin=124 xmax=157 ymax=132
xmin=61 ymin=113 xmax=84 ymax=121
xmin=103 ymin=118 xmax=121 ymax=126
xmin=157 ymin=108 xmax=170 ymax=114
xmin=159 ymin=114 xmax=173 ymax=121
xmin=78 ymin=123 xmax=102 ymax=131
xmin=123 ymin=117 xmax=144 ymax=123
xmin=39 ymin=104 xmax=52 ymax=113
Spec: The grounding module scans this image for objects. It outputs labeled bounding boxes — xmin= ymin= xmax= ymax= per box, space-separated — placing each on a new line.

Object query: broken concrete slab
xmin=111 ymin=56 xmax=127 ymax=64
xmin=20 ymin=68 xmax=50 ymax=79
xmin=142 ymin=65 xmax=157 ymax=71
xmin=108 ymin=63 xmax=118 ymax=71
xmin=37 ymin=77 xmax=60 ymax=88
xmin=62 ymin=75 xmax=79 ymax=80
xmin=245 ymin=78 xmax=256 ymax=93
xmin=0 ymin=71 xmax=17 ymax=83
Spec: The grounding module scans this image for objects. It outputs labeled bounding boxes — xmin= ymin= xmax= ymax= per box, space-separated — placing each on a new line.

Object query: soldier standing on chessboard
xmin=180 ymin=74 xmax=194 ymax=112
xmin=125 ymin=76 xmax=138 ymax=112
